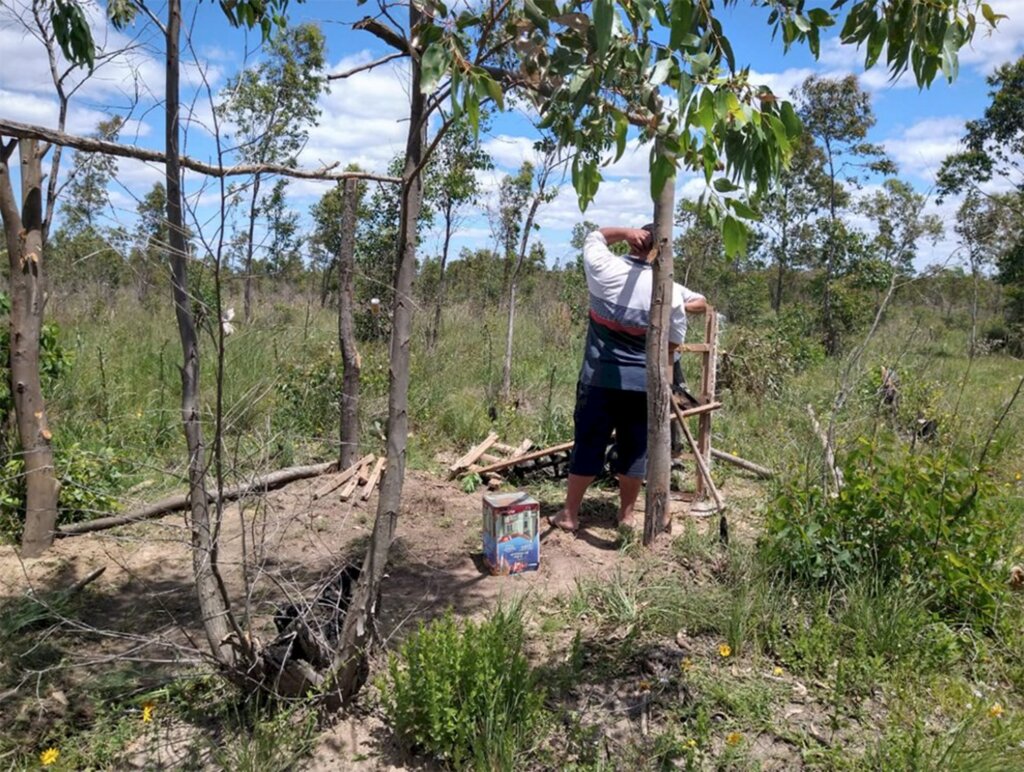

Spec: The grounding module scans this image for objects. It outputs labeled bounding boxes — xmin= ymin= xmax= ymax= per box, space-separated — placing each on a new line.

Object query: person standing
xmin=548 ymin=224 xmax=706 ymax=532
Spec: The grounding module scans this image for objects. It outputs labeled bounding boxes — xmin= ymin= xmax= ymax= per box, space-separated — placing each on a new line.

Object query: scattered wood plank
xmin=492 ymin=442 xmax=516 ymax=454
xmin=448 ymin=432 xmax=499 ymax=478
xmin=710 ymin=449 xmax=774 ymax=479
xmin=510 ymin=438 xmax=533 ymax=458
xmin=312 ymin=454 xmax=373 ymax=500
xmin=469 ymin=441 xmax=575 ymax=477
xmin=341 ymin=457 xmax=373 ymax=501
xmin=357 ymin=457 xmax=373 ymax=486
xmin=57 ymin=461 xmax=337 ymax=537
xmin=479 ymin=453 xmax=501 ymax=465
xmin=339 ymin=474 xmax=361 ymax=502
xmin=360 ymin=457 xmax=387 ymax=500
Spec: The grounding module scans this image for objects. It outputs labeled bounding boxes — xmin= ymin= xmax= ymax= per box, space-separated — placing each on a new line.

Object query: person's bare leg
xmin=550 ymin=473 xmax=596 ymax=531
xmin=617 ymin=474 xmax=642 ymax=527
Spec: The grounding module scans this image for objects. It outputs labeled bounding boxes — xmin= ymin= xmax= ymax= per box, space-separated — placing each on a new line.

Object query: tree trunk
xmin=338 ymin=178 xmax=361 ymax=469
xmin=642 ymin=140 xmax=676 ymax=547
xmin=331 ymin=2 xmax=426 ymax=706
xmin=0 ymin=139 xmax=60 ymax=558
xmin=165 ymin=0 xmax=236 ymax=668
xmin=822 ymin=145 xmax=838 ymax=355
xmin=243 ymin=173 xmax=261 ymax=324
xmin=773 ymin=214 xmax=788 ymax=314
xmin=501 ymin=282 xmax=517 ymax=400
xmin=429 ymin=208 xmax=454 ymax=348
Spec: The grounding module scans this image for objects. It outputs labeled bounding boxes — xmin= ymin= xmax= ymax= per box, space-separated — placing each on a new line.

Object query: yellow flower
xmin=142 ymin=702 xmax=155 ymax=723
xmin=990 ymin=703 xmax=1004 ymax=718
xmin=1016 ymin=472 xmax=1022 ymax=482
xmin=726 ymin=732 xmax=743 ymax=746
xmin=718 ymin=643 xmax=732 ymax=658
xmin=638 ymin=679 xmax=652 ymax=692
xmin=773 ymin=666 xmax=783 ymax=676
xmin=680 ymin=657 xmax=694 ymax=672
xmin=686 ymin=738 xmax=698 ymax=748
xmin=40 ymin=748 xmax=60 ymax=766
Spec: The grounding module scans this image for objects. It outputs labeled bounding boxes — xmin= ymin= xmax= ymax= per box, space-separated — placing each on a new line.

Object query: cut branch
xmin=0 ymin=119 xmax=401 ymax=184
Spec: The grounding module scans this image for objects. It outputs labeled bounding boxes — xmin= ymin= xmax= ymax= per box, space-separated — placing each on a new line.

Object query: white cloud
xmin=747 ymin=67 xmax=818 ymax=99
xmin=883 ymin=116 xmax=966 ymax=182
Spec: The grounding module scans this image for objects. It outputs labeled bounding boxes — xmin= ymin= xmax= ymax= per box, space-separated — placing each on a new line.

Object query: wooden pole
xmin=695 ymin=308 xmax=718 ymax=499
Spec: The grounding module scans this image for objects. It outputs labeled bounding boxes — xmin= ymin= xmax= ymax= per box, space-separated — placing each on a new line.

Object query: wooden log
xmin=710 ymin=449 xmax=774 ymax=479
xmin=679 ymin=342 xmax=711 ymax=353
xmin=448 ymin=432 xmax=499 ymax=478
xmin=807 ymin=404 xmax=843 ymax=493
xmin=57 ymin=461 xmax=336 ymax=536
xmin=469 ymin=441 xmax=575 ymax=476
xmin=312 ymin=454 xmax=373 ymax=500
xmin=360 ymin=457 xmax=387 ymax=501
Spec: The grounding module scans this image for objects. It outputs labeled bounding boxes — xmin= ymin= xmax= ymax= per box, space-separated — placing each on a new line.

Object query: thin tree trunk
xmin=773 ymin=215 xmax=788 ymax=314
xmin=331 ymin=2 xmax=426 ymax=706
xmin=243 ymin=173 xmax=261 ymax=324
xmin=822 ymin=145 xmax=838 ymax=355
xmin=0 ymin=140 xmax=60 ymax=558
xmin=430 ymin=208 xmax=454 ymax=348
xmin=165 ymin=0 xmax=236 ymax=668
xmin=501 ymin=282 xmax=517 ymax=400
xmin=338 ymin=178 xmax=361 ymax=469
xmin=643 ymin=139 xmax=676 ymax=547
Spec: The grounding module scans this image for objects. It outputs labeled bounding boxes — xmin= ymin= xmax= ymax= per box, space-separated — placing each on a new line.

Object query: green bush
xmin=762 ymin=437 xmax=1020 ymax=626
xmin=719 ymin=309 xmax=825 ymax=402
xmin=381 ymin=605 xmax=546 ymax=770
xmin=0 ymin=444 xmax=126 ymax=541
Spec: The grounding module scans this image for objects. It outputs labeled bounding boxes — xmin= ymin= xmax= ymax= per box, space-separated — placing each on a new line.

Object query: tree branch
xmin=354 ymin=16 xmax=411 ymax=54
xmin=0 ymin=119 xmax=401 ymax=184
xmin=328 ymin=51 xmax=405 ymax=80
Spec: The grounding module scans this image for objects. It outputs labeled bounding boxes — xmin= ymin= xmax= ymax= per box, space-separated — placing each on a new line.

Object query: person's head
xmin=629 ymin=223 xmax=656 ymax=257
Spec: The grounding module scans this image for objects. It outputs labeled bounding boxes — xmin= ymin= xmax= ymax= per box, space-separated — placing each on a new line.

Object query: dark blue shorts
xmin=568 ymin=382 xmax=648 ymax=479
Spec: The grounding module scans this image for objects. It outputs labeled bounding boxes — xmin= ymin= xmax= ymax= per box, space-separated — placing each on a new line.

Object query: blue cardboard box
xmin=482 ymin=492 xmax=540 ymax=575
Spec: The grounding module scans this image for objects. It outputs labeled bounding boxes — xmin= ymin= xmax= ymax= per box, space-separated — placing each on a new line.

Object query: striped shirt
xmin=580 ymin=230 xmax=704 ymax=392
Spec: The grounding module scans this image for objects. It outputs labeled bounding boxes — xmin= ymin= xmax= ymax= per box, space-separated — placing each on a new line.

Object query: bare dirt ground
xmin=0 ymin=468 xmax=790 ymax=770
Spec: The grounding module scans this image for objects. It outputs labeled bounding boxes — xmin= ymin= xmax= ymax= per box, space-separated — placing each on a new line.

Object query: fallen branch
xmin=710 ymin=448 xmax=774 ymax=479
xmin=57 ymin=461 xmax=336 ymax=536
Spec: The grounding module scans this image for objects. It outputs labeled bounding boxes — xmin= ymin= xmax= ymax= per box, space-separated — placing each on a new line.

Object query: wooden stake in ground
xmin=695 ymin=309 xmax=719 ymax=499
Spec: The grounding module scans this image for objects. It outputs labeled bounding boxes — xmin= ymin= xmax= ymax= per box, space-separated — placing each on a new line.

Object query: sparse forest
xmin=1 ymin=1 xmax=1023 ymax=770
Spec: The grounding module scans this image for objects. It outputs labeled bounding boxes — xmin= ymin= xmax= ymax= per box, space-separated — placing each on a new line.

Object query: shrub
xmin=762 ymin=437 xmax=1020 ymax=627
xmin=381 ymin=605 xmax=546 ymax=770
xmin=718 ymin=309 xmax=825 ymax=402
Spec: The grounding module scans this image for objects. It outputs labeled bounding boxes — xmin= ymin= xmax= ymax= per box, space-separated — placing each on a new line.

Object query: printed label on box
xmin=482 ymin=492 xmax=540 ymax=575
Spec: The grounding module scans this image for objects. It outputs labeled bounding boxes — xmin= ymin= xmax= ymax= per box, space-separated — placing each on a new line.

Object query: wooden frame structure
xmin=677 ymin=305 xmax=720 ymax=500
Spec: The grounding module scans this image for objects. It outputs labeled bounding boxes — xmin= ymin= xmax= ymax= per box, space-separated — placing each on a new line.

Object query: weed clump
xmin=762 ymin=437 xmax=1022 ymax=626
xmin=381 ymin=605 xmax=546 ymax=770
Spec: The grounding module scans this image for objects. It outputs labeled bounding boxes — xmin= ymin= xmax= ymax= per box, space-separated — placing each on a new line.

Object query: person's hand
xmin=624 ymin=228 xmax=652 ymax=254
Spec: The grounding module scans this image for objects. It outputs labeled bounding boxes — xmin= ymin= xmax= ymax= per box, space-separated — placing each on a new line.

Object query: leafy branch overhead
xmin=413 ymin=0 xmax=997 ymax=256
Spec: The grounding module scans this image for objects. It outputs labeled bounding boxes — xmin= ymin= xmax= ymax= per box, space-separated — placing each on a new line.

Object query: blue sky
xmin=1 ymin=0 xmax=1023 ymax=272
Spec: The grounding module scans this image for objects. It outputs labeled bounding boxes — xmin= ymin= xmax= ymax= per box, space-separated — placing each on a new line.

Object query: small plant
xmin=381 ymin=604 xmax=546 ymax=770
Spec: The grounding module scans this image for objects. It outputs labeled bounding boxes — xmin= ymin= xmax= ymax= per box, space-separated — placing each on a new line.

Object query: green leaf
xmin=669 ymin=0 xmax=694 ymax=50
xmin=727 ymin=197 xmax=759 ymax=219
xmin=721 ymin=215 xmax=747 ymax=257
xmin=474 ymin=69 xmax=505 ymax=110
xmin=806 ymin=8 xmax=833 ymax=27
xmin=864 ymin=19 xmax=887 ymax=68
xmin=594 ymin=0 xmax=614 ymax=59
xmin=712 ymin=177 xmax=739 ymax=193
xmin=420 ymin=42 xmax=448 ymax=94
xmin=651 ymin=151 xmax=675 ymax=200
xmin=613 ymin=110 xmax=628 ymax=162
xmin=779 ymin=101 xmax=801 ymax=136
xmin=523 ymin=0 xmax=550 ymax=33
xmin=650 ymin=57 xmax=673 ymax=86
